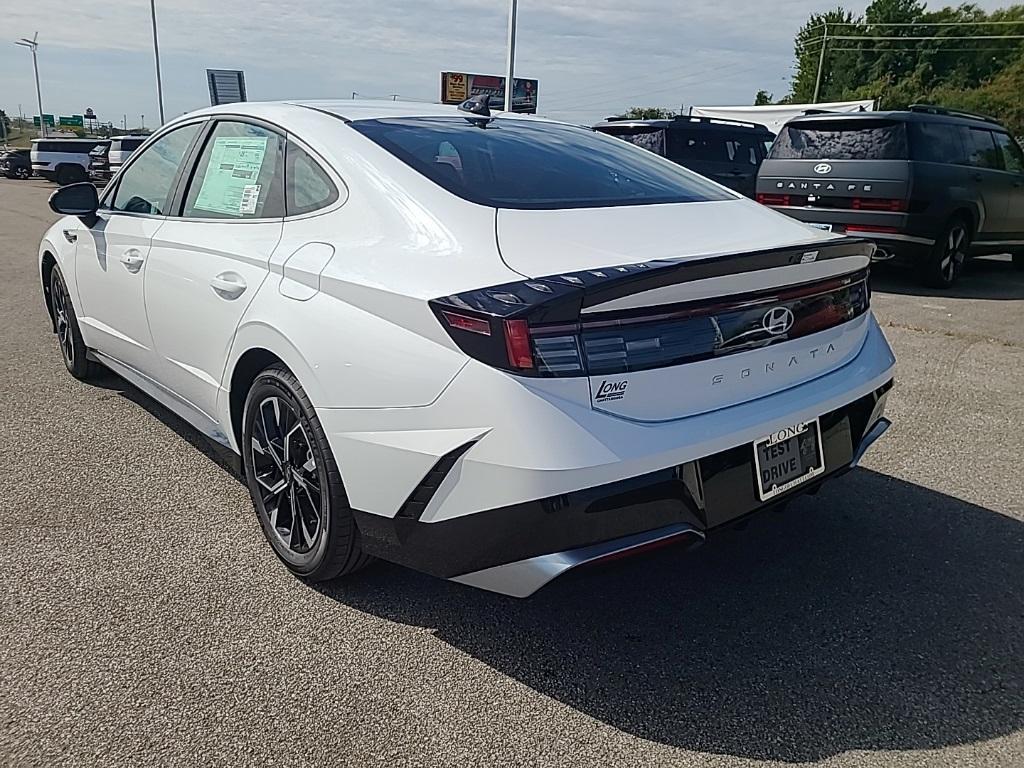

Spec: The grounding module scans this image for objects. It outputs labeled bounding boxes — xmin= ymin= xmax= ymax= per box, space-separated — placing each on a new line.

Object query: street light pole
xmin=503 ymin=0 xmax=518 ymax=112
xmin=150 ymin=0 xmax=165 ymax=125
xmin=812 ymin=22 xmax=828 ymax=104
xmin=15 ymin=34 xmax=46 ymax=138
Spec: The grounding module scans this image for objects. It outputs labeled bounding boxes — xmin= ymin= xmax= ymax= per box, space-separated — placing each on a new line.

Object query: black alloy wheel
xmin=242 ymin=365 xmax=372 ymax=581
xmin=924 ymin=218 xmax=970 ymax=288
xmin=49 ymin=265 xmax=96 ymax=380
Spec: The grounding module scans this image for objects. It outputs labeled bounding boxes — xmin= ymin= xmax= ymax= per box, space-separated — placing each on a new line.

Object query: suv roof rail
xmin=908 ymin=104 xmax=1002 ymax=125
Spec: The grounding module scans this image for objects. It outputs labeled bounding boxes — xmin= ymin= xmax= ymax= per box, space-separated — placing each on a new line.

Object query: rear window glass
xmin=770 ymin=120 xmax=908 ymax=160
xmin=350 ymin=117 xmax=732 ymax=209
xmin=599 ymin=126 xmax=667 ymax=156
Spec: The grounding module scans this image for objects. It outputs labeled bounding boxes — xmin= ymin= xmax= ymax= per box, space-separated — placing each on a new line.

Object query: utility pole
xmin=15 ymin=34 xmax=46 ymax=138
xmin=504 ymin=0 xmax=518 ymax=112
xmin=812 ymin=22 xmax=828 ymax=103
xmin=149 ymin=0 xmax=165 ymax=124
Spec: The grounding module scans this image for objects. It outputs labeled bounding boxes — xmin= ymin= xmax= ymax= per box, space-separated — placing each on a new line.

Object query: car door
xmin=144 ymin=119 xmax=286 ymax=423
xmin=992 ymin=131 xmax=1024 ymax=240
xmin=72 ymin=121 xmax=204 ymax=374
xmin=959 ymin=126 xmax=1011 ymax=241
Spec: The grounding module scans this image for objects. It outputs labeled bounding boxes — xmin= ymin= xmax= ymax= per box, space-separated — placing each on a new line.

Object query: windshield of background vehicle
xmin=350 ymin=117 xmax=733 ymax=209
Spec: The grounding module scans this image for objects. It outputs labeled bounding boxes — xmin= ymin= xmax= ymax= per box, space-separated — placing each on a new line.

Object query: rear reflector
xmin=441 ymin=311 xmax=492 ymax=336
xmin=846 ymin=224 xmax=901 ymax=234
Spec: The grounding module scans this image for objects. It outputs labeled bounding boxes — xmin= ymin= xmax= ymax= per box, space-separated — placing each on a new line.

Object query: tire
xmin=923 ymin=218 xmax=971 ymax=288
xmin=242 ymin=364 xmax=373 ymax=581
xmin=14 ymin=166 xmax=30 ymax=180
xmin=55 ymin=165 xmax=85 ymax=186
xmin=49 ymin=265 xmax=99 ymax=380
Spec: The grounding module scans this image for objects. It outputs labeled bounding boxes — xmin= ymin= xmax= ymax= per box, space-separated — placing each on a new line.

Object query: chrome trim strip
xmin=850 ymin=417 xmax=891 ymax=468
xmin=450 ymin=524 xmax=705 ymax=598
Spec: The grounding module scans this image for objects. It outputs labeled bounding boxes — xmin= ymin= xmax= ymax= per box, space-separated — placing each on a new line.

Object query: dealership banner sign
xmin=440 ymin=72 xmax=538 ymax=113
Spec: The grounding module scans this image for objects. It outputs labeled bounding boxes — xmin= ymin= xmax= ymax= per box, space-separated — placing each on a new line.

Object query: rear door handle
xmin=119 ymin=248 xmax=145 ymax=273
xmin=210 ymin=272 xmax=247 ymax=299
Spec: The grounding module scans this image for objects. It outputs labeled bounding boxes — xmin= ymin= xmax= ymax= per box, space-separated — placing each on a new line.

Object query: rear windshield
xmin=350 ymin=117 xmax=733 ymax=209
xmin=770 ymin=120 xmax=908 ymax=160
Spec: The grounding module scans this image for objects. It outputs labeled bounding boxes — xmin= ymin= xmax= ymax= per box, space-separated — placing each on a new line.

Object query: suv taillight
xmin=851 ymin=197 xmax=907 ymax=212
xmin=757 ymin=193 xmax=791 ymax=206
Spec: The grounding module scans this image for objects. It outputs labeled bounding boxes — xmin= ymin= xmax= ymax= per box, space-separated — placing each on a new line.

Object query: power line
xmin=830 ymin=45 xmax=1024 ymax=52
xmin=829 ymin=19 xmax=1024 ymax=27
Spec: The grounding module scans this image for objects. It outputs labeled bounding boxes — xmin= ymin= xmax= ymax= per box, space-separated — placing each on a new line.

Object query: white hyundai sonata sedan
xmin=38 ymin=99 xmax=895 ymax=597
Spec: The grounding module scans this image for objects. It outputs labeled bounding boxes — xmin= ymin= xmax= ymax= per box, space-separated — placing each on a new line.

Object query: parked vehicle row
xmin=38 ymin=99 xmax=894 ymax=597
xmin=12 ymin=136 xmax=146 ymax=186
xmin=0 ymin=148 xmax=32 ymax=179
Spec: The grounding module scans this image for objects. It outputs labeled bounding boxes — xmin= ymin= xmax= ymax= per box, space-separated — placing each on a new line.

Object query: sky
xmin=0 ymin=0 xmax=1011 ymax=130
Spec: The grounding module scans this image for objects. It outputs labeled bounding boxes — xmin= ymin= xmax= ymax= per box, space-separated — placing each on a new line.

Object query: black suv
xmin=0 ymin=148 xmax=31 ymax=179
xmin=757 ymin=105 xmax=1024 ymax=287
xmin=594 ymin=115 xmax=774 ymax=198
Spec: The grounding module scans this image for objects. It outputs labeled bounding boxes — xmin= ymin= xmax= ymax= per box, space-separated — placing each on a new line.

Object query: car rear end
xmin=757 ymin=115 xmax=935 ymax=261
xmin=88 ymin=144 xmax=110 ymax=182
xmin=318 ymin=112 xmax=896 ymax=596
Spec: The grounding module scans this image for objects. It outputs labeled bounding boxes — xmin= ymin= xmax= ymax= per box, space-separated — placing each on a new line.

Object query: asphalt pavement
xmin=1 ymin=177 xmax=1022 ymax=767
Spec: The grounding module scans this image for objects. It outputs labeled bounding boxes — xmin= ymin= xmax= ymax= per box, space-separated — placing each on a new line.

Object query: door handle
xmin=210 ymin=272 xmax=247 ymax=299
xmin=119 ymin=248 xmax=145 ymax=273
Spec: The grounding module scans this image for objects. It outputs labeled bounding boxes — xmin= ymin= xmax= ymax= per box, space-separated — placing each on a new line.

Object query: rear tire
xmin=14 ymin=166 xmax=30 ymax=180
xmin=241 ymin=364 xmax=373 ymax=582
xmin=49 ymin=265 xmax=99 ymax=381
xmin=923 ymin=218 xmax=970 ymax=288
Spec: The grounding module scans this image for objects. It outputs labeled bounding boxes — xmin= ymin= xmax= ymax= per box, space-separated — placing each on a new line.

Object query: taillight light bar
xmin=851 ymin=197 xmax=907 ymax=212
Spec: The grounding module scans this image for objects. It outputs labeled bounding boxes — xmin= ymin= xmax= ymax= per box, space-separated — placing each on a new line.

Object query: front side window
xmin=183 ymin=121 xmax=285 ymax=219
xmin=286 ymin=141 xmax=339 ymax=216
xmin=111 ymin=123 xmax=201 ymax=215
xmin=960 ymin=127 xmax=1003 ymax=170
xmin=993 ymin=132 xmax=1024 ymax=174
xmin=351 ymin=117 xmax=732 ymax=209
xmin=771 ymin=120 xmax=908 ymax=160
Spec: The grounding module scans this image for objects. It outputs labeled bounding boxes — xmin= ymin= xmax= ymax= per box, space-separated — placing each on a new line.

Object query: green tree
xmin=754 ymin=90 xmax=774 ymax=105
xmin=621 ymin=106 xmax=676 ymax=119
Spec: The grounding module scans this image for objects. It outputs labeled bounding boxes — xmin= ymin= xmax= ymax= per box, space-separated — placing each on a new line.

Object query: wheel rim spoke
xmin=251 ymin=395 xmax=324 ymax=556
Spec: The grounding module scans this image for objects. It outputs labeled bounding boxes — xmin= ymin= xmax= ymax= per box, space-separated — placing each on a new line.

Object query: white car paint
xmin=39 ymin=99 xmax=895 ymax=596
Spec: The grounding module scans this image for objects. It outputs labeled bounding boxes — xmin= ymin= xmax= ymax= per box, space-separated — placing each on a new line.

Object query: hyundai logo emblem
xmin=762 ymin=306 xmax=795 ymax=336
xmin=813 ymin=163 xmax=833 ymax=174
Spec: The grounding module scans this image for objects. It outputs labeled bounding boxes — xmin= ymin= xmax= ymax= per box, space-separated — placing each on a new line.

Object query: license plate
xmin=808 ymin=223 xmax=832 ymax=232
xmin=753 ymin=419 xmax=825 ymax=501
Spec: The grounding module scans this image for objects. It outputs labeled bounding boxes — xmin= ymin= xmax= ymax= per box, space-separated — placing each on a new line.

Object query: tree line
xmin=777 ymin=0 xmax=1024 ymax=135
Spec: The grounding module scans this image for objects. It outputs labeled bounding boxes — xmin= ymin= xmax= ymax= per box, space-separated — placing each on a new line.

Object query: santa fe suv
xmin=38 ymin=99 xmax=896 ymax=597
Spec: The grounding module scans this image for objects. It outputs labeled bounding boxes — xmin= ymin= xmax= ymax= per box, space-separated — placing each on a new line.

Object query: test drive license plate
xmin=753 ymin=419 xmax=825 ymax=501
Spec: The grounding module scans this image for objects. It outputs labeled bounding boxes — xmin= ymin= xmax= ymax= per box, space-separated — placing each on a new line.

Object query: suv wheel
xmin=242 ymin=365 xmax=373 ymax=582
xmin=50 ymin=265 xmax=99 ymax=380
xmin=924 ymin=218 xmax=970 ymax=288
xmin=14 ymin=166 xmax=30 ymax=180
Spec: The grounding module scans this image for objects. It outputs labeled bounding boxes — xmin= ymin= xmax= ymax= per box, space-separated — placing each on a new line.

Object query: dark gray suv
xmin=756 ymin=105 xmax=1024 ymax=287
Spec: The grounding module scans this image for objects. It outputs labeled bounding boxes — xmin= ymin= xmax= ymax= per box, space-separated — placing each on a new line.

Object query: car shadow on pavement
xmin=872 ymin=253 xmax=1024 ymax=300
xmin=324 ymin=468 xmax=1024 ymax=762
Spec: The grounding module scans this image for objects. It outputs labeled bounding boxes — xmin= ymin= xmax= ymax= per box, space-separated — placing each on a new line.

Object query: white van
xmin=31 ymin=138 xmax=109 ymax=185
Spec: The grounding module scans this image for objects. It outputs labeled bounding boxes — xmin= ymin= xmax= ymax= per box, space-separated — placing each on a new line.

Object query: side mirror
xmin=48 ymin=182 xmax=99 ymax=220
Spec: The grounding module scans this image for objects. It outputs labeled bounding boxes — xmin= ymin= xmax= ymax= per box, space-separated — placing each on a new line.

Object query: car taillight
xmin=503 ymin=320 xmax=534 ymax=369
xmin=851 ymin=197 xmax=907 ymax=212
xmin=757 ymin=193 xmax=791 ymax=206
xmin=846 ymin=224 xmax=901 ymax=234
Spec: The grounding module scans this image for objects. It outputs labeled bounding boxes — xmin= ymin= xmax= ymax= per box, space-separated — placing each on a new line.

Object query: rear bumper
xmin=352 ymin=380 xmax=892 ymax=591
xmin=767 ymin=206 xmax=938 ymax=255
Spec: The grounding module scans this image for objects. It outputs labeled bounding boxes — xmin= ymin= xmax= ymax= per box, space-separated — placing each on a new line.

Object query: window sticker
xmin=192 ymin=136 xmax=268 ymax=216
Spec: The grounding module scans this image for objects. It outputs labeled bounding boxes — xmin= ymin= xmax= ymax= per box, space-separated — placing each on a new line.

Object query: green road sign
xmin=58 ymin=115 xmax=84 ymax=127
xmin=32 ymin=114 xmax=55 ymax=127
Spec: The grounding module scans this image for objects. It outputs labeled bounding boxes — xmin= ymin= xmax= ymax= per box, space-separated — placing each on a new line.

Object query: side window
xmin=960 ymin=127 xmax=1003 ymax=170
xmin=183 ymin=121 xmax=285 ymax=219
xmin=286 ymin=141 xmax=339 ymax=216
xmin=111 ymin=123 xmax=201 ymax=215
xmin=910 ymin=122 xmax=965 ymax=164
xmin=994 ymin=132 xmax=1024 ymax=174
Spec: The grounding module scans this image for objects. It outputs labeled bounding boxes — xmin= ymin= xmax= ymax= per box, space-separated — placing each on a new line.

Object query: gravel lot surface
xmin=1 ymin=177 xmax=1022 ymax=767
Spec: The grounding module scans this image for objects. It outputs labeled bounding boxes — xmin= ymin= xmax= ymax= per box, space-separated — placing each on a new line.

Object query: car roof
xmin=181 ymin=99 xmax=568 ymax=126
xmin=30 ymin=137 xmax=109 ymax=143
xmin=784 ymin=109 xmax=1008 ymax=131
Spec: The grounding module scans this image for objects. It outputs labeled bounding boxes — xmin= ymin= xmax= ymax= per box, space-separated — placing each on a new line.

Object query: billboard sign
xmin=440 ymin=72 xmax=538 ymax=113
xmin=207 ymin=69 xmax=247 ymax=106
xmin=33 ymin=114 xmax=55 ymax=127
xmin=59 ymin=115 xmax=84 ymax=127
